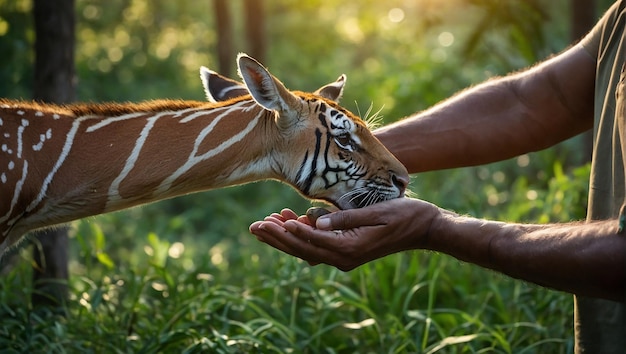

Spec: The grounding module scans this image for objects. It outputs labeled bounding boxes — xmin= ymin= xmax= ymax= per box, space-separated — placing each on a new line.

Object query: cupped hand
xmin=249 ymin=197 xmax=444 ymax=271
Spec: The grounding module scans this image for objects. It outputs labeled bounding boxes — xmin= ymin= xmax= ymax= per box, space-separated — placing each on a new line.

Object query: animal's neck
xmin=0 ymin=99 xmax=275 ymax=243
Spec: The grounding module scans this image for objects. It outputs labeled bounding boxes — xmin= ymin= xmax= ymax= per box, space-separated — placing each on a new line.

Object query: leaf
xmin=343 ymin=318 xmax=376 ymax=330
xmin=96 ymin=252 xmax=115 ymax=269
xmin=92 ymin=222 xmax=106 ymax=250
xmin=424 ymin=334 xmax=480 ymax=354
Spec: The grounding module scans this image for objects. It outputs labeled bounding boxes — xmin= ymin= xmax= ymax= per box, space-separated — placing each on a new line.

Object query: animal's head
xmin=201 ymin=54 xmax=409 ymax=209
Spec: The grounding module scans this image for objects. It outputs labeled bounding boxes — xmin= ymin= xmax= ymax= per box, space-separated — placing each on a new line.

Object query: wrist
xmin=421 ymin=207 xmax=458 ymax=251
xmin=424 ymin=210 xmax=504 ymax=268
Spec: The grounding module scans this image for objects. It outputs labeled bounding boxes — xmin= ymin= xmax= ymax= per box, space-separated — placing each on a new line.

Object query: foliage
xmin=0 ymin=0 xmax=605 ymax=352
xmin=1 ymin=245 xmax=575 ymax=353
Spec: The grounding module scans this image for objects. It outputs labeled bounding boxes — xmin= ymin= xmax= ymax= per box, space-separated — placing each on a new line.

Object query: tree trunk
xmin=31 ymin=229 xmax=70 ymax=308
xmin=213 ymin=0 xmax=234 ymax=77
xmin=570 ymin=0 xmax=595 ymax=42
xmin=244 ymin=0 xmax=266 ymax=63
xmin=571 ymin=0 xmax=595 ymax=163
xmin=31 ymin=0 xmax=75 ymax=308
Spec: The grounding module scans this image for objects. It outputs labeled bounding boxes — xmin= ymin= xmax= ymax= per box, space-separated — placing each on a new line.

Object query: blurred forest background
xmin=0 ymin=0 xmax=616 ymax=352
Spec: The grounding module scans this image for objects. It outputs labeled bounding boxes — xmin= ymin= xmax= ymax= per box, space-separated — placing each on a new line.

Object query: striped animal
xmin=0 ymin=54 xmax=408 ymax=255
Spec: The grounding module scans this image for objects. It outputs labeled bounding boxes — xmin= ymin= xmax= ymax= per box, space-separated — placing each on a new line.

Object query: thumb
xmin=316 ymin=207 xmax=380 ymax=231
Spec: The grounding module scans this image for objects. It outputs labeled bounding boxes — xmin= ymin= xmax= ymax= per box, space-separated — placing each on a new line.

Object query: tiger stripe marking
xmin=0 ymin=54 xmax=408 ymax=255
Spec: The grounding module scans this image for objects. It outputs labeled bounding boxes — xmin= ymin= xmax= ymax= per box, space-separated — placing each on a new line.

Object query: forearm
xmin=376 ymin=45 xmax=595 ymax=173
xmin=376 ymin=81 xmax=534 ymax=172
xmin=428 ymin=213 xmax=626 ymax=301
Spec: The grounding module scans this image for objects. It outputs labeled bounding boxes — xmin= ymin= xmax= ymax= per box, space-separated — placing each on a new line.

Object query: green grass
xmin=0 ymin=163 xmax=581 ymax=353
xmin=0 ymin=247 xmax=574 ymax=353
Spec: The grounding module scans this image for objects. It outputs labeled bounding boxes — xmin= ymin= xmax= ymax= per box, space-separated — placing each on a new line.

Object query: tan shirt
xmin=578 ymin=1 xmax=626 ymax=353
xmin=583 ymin=1 xmax=626 ymax=221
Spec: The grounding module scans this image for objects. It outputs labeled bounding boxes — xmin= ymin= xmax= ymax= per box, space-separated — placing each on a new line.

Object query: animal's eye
xmin=334 ymin=133 xmax=354 ymax=151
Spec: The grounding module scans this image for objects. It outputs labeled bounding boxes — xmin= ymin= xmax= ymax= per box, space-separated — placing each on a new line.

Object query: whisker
xmin=353 ymin=101 xmax=385 ymax=130
xmin=337 ymin=188 xmax=366 ymax=203
xmin=349 ymin=191 xmax=367 ymax=205
xmin=361 ymin=189 xmax=379 ymax=208
xmin=338 ymin=187 xmax=370 ymax=207
xmin=364 ymin=191 xmax=377 ymax=207
xmin=369 ymin=191 xmax=383 ymax=205
xmin=337 ymin=182 xmax=402 ymax=208
xmin=364 ymin=104 xmax=385 ymax=131
xmin=338 ymin=189 xmax=362 ymax=200
xmin=405 ymin=189 xmax=418 ymax=198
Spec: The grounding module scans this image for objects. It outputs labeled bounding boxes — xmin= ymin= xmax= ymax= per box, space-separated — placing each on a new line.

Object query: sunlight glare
xmin=388 ymin=8 xmax=405 ymax=23
xmin=517 ymin=154 xmax=530 ymax=167
xmin=107 ymin=47 xmax=123 ymax=63
xmin=438 ymin=31 xmax=454 ymax=47
xmin=151 ymin=281 xmax=167 ymax=292
xmin=488 ymin=192 xmax=499 ymax=206
xmin=0 ymin=19 xmax=8 ymax=36
xmin=210 ymin=245 xmax=224 ymax=266
xmin=196 ymin=273 xmax=214 ymax=281
xmin=337 ymin=17 xmax=364 ymax=43
xmin=168 ymin=241 xmax=185 ymax=259
xmin=79 ymin=292 xmax=91 ymax=310
xmin=83 ymin=4 xmax=100 ymax=20
xmin=492 ymin=171 xmax=506 ymax=183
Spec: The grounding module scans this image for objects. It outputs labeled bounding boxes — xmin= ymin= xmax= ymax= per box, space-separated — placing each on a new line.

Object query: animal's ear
xmin=314 ymin=74 xmax=346 ymax=102
xmin=200 ymin=66 xmax=248 ymax=102
xmin=237 ymin=53 xmax=302 ymax=129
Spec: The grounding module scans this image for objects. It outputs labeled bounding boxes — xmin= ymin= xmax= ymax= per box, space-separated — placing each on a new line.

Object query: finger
xmin=280 ymin=209 xmax=299 ymax=220
xmin=269 ymin=212 xmax=287 ymax=222
xmin=252 ymin=221 xmax=326 ymax=264
xmin=263 ymin=215 xmax=287 ymax=227
xmin=283 ymin=220 xmax=353 ymax=250
xmin=249 ymin=221 xmax=269 ymax=237
xmin=281 ymin=220 xmax=365 ymax=269
xmin=297 ymin=214 xmax=313 ymax=226
xmin=252 ymin=225 xmax=309 ymax=261
xmin=251 ymin=219 xmax=290 ymax=236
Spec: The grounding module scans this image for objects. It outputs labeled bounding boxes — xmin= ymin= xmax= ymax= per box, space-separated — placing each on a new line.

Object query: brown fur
xmin=0 ymin=98 xmax=222 ymax=117
xmin=0 ymin=95 xmax=366 ymax=127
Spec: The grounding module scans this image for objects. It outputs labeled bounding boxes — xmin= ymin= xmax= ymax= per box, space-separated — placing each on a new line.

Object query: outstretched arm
xmin=250 ymin=36 xmax=605 ymax=299
xmin=250 ymin=199 xmax=625 ymax=302
xmin=376 ymin=44 xmax=596 ymax=173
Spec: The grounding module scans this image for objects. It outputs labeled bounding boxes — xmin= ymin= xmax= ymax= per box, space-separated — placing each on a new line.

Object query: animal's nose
xmin=391 ymin=172 xmax=409 ymax=196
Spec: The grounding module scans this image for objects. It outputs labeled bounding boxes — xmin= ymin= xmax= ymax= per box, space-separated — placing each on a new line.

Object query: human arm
xmin=249 ymin=198 xmax=626 ymax=302
xmin=250 ymin=32 xmax=606 ymax=298
xmin=376 ymin=44 xmax=596 ymax=173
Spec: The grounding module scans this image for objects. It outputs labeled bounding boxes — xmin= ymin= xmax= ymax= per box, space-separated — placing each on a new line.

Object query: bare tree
xmin=570 ymin=0 xmax=596 ymax=41
xmin=213 ymin=0 xmax=234 ymax=76
xmin=571 ymin=0 xmax=595 ymax=163
xmin=244 ymin=0 xmax=266 ymax=63
xmin=31 ymin=0 xmax=75 ymax=308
